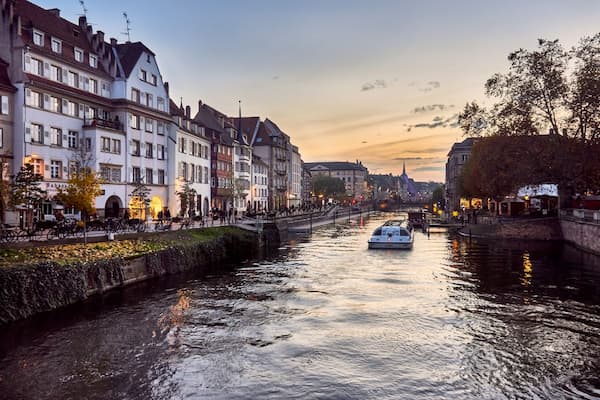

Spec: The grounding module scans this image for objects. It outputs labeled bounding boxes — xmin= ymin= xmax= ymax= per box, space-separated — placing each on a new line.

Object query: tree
xmin=55 ymin=168 xmax=102 ymax=243
xmin=177 ymin=182 xmax=197 ymax=217
xmin=129 ymin=180 xmax=151 ymax=220
xmin=10 ymin=164 xmax=46 ymax=226
xmin=55 ymin=168 xmax=102 ymax=219
xmin=430 ymin=185 xmax=445 ymax=211
xmin=311 ymin=175 xmax=346 ymax=199
xmin=0 ymin=159 xmax=9 ymax=224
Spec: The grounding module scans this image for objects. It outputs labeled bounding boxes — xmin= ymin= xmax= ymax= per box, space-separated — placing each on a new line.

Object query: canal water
xmin=2 ymin=213 xmax=600 ymax=399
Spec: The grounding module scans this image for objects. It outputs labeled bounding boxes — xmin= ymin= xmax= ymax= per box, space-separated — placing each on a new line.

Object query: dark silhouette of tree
xmin=311 ymin=175 xmax=345 ymax=199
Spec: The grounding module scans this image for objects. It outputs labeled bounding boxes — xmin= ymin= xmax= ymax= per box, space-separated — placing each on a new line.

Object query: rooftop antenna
xmin=122 ymin=12 xmax=131 ymax=42
xmin=78 ymin=0 xmax=88 ymax=17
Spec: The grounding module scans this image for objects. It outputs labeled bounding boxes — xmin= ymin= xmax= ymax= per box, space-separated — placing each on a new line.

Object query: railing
xmin=560 ymin=208 xmax=600 ymax=223
xmin=83 ymin=117 xmax=124 ymax=131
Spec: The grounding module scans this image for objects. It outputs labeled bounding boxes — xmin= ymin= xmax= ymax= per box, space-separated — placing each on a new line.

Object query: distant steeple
xmin=402 ymin=160 xmax=406 ymax=176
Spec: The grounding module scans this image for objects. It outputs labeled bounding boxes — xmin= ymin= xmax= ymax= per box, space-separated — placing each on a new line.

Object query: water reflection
xmin=1 ymin=215 xmax=600 ymax=399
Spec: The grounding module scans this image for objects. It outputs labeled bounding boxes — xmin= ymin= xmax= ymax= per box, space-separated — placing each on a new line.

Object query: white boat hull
xmin=368 ymin=240 xmax=413 ymax=250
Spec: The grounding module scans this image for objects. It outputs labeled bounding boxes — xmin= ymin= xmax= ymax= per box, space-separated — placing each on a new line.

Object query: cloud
xmin=361 ymin=79 xmax=387 ymax=91
xmin=391 ymin=156 xmax=443 ymax=161
xmin=417 ymin=81 xmax=441 ymax=93
xmin=272 ymin=76 xmax=279 ymax=80
xmin=409 ymin=113 xmax=459 ymax=130
xmin=412 ymin=104 xmax=455 ymax=113
xmin=361 ymin=141 xmax=368 ymax=144
xmin=412 ymin=166 xmax=445 ymax=172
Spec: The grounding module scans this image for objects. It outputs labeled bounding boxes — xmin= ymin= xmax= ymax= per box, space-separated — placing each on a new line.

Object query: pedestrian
xmin=165 ymin=208 xmax=171 ymax=220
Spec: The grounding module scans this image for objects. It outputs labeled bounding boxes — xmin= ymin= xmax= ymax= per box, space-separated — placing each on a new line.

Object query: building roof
xmin=0 ymin=59 xmax=16 ymax=92
xmin=232 ymin=117 xmax=259 ymax=146
xmin=305 ymin=161 xmax=367 ymax=172
xmin=169 ymin=98 xmax=185 ymax=117
xmin=114 ymin=42 xmax=155 ymax=78
xmin=14 ymin=0 xmax=111 ymax=78
xmin=448 ymin=137 xmax=478 ymax=156
xmin=193 ymin=104 xmax=224 ymax=133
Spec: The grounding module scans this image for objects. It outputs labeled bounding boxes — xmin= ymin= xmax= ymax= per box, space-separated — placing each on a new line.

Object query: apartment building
xmin=168 ymin=100 xmax=211 ymax=217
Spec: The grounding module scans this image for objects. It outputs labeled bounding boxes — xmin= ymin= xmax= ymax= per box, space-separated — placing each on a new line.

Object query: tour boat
xmin=368 ymin=219 xmax=414 ymax=250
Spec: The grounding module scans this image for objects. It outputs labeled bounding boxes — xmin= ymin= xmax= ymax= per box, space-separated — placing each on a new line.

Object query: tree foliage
xmin=55 ymin=168 xmax=102 ymax=218
xmin=10 ymin=163 xmax=46 ymax=210
xmin=130 ymin=181 xmax=151 ymax=218
xmin=177 ymin=183 xmax=196 ymax=216
xmin=311 ymin=175 xmax=346 ymax=198
xmin=431 ymin=185 xmax=446 ymax=210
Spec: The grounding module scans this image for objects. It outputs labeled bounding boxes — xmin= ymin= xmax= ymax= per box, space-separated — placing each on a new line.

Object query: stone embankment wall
xmin=0 ymin=230 xmax=258 ymax=325
xmin=560 ymin=218 xmax=600 ymax=255
xmin=460 ymin=218 xmax=563 ymax=241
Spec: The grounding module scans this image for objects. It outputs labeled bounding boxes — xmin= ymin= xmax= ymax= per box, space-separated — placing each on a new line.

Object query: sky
xmin=35 ymin=0 xmax=600 ymax=182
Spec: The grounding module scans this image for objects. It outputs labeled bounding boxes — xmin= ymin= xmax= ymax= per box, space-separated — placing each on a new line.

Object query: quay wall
xmin=560 ymin=218 xmax=600 ymax=255
xmin=0 ymin=229 xmax=261 ymax=325
xmin=459 ymin=218 xmax=563 ymax=241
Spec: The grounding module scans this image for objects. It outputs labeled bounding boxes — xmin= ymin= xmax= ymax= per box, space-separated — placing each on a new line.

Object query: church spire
xmin=402 ymin=160 xmax=406 ymax=176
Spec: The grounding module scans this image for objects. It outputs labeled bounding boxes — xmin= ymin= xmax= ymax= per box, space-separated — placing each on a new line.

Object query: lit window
xmin=30 ymin=123 xmax=43 ymax=143
xmin=31 ymin=58 xmax=43 ymax=76
xmin=50 ymin=127 xmax=62 ymax=146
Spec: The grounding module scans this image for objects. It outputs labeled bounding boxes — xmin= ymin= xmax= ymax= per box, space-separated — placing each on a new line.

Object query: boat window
xmin=399 ymin=229 xmax=409 ymax=236
xmin=373 ymin=228 xmax=382 ymax=236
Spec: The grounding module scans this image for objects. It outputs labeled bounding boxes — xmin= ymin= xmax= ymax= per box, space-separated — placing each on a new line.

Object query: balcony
xmin=274 ymin=168 xmax=286 ymax=176
xmin=275 ymin=154 xmax=287 ymax=162
xmin=83 ymin=117 xmax=124 ymax=132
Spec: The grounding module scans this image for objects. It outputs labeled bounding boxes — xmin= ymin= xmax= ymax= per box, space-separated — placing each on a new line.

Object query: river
xmin=1 ymin=213 xmax=600 ymax=399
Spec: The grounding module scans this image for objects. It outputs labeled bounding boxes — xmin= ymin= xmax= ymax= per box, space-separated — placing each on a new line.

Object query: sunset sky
xmin=37 ymin=0 xmax=600 ymax=182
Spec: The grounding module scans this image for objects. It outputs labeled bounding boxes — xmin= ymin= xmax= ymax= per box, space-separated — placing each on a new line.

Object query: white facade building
xmin=168 ymin=101 xmax=211 ymax=218
xmin=288 ymin=144 xmax=302 ymax=208
xmin=251 ymin=154 xmax=269 ymax=212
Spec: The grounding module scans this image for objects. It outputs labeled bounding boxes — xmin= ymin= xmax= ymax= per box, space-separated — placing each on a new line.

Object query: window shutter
xmin=24 ymin=55 xmax=31 ymax=72
xmin=43 ymin=62 xmax=50 ymax=76
xmin=62 ymin=99 xmax=68 ymax=109
xmin=62 ymin=68 xmax=68 ymax=83
xmin=43 ymin=94 xmax=50 ymax=109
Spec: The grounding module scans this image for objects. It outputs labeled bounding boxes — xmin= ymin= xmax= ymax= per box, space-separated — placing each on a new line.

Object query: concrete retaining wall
xmin=560 ymin=218 xmax=600 ymax=255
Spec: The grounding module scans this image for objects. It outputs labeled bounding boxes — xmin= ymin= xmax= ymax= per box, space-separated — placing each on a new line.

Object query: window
xmin=204 ymin=167 xmax=209 ymax=184
xmin=100 ymin=165 xmax=121 ymax=183
xmin=139 ymin=69 xmax=147 ymax=81
xmin=157 ymin=144 xmax=165 ymax=160
xmin=196 ymin=165 xmax=202 ymax=182
xmin=50 ymin=127 xmax=62 ymax=146
xmin=189 ymin=163 xmax=195 ymax=182
xmin=68 ymin=71 xmax=78 ymax=88
xmin=89 ymin=55 xmax=98 ymax=68
xmin=31 ymin=158 xmax=43 ymax=175
xmin=51 ymin=38 xmax=61 ymax=53
xmin=50 ymin=65 xmax=62 ymax=82
xmin=178 ymin=137 xmax=186 ymax=153
xmin=146 ymin=93 xmax=153 ymax=107
xmin=145 ymin=142 xmax=153 ymax=158
xmin=181 ymin=162 xmax=188 ymax=181
xmin=112 ymin=139 xmax=121 ymax=154
xmin=66 ymin=101 xmax=77 ymax=117
xmin=157 ymin=97 xmax=165 ymax=111
xmin=31 ymin=58 xmax=43 ymax=76
xmin=33 ymin=30 xmax=44 ymax=46
xmin=145 ymin=168 xmax=153 ymax=184
xmin=131 ymin=88 xmax=140 ymax=103
xmin=191 ymin=142 xmax=197 ymax=156
xmin=132 ymin=167 xmax=141 ymax=183
xmin=0 ymin=128 xmax=3 ymax=148
xmin=50 ymin=160 xmax=62 ymax=179
xmin=28 ymin=91 xmax=42 ymax=108
xmin=30 ymin=123 xmax=43 ymax=143
xmin=68 ymin=131 xmax=78 ymax=148
xmin=130 ymin=114 xmax=140 ymax=129
xmin=74 ymin=48 xmax=84 ymax=62
xmin=101 ymin=137 xmax=111 ymax=152
xmin=157 ymin=169 xmax=165 ymax=185
xmin=145 ymin=118 xmax=153 ymax=133
xmin=132 ymin=140 xmax=140 ymax=156
xmin=151 ymin=74 xmax=157 ymax=85
xmin=89 ymin=78 xmax=98 ymax=94
xmin=157 ymin=122 xmax=164 ymax=135
xmin=50 ymin=96 xmax=61 ymax=113
xmin=0 ymin=96 xmax=8 ymax=115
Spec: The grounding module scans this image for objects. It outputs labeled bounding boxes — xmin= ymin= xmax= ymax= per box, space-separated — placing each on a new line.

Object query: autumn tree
xmin=0 ymin=159 xmax=9 ymax=224
xmin=311 ymin=175 xmax=346 ymax=199
xmin=129 ymin=180 xmax=151 ymax=220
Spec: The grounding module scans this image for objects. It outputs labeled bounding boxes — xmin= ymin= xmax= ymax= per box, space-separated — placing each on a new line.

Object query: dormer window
xmin=74 ymin=48 xmax=84 ymax=63
xmin=33 ymin=30 xmax=44 ymax=46
xmin=51 ymin=38 xmax=62 ymax=53
xmin=89 ymin=54 xmax=98 ymax=68
xmin=139 ymin=69 xmax=147 ymax=81
xmin=151 ymin=74 xmax=157 ymax=86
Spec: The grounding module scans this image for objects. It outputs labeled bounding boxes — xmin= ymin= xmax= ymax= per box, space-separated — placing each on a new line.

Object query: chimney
xmin=78 ymin=15 xmax=87 ymax=28
xmin=185 ymin=106 xmax=191 ymax=119
xmin=198 ymin=100 xmax=203 ymax=113
xmin=97 ymin=30 xmax=104 ymax=43
xmin=164 ymin=82 xmax=169 ymax=95
xmin=47 ymin=8 xmax=60 ymax=17
xmin=110 ymin=37 xmax=117 ymax=47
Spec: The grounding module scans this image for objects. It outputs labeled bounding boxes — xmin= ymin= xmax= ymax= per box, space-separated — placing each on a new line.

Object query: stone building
xmin=445 ymin=137 xmax=477 ymax=214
